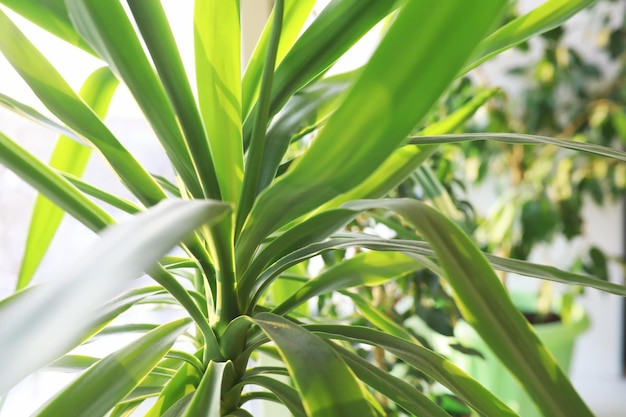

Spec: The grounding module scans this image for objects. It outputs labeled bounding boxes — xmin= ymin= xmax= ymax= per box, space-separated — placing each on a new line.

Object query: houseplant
xmin=0 ymin=1 xmax=625 ymax=417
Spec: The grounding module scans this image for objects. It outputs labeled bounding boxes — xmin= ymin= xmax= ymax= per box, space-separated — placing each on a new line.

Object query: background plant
xmin=0 ymin=1 xmax=625 ymax=417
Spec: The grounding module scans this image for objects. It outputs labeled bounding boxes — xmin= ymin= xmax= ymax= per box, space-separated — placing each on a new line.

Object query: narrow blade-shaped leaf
xmin=0 ymin=199 xmax=230 ymax=395
xmin=181 ymin=361 xmax=228 ymax=417
xmin=466 ymin=0 xmax=598 ymax=72
xmin=0 ymin=131 xmax=113 ymax=232
xmin=410 ymin=132 xmax=626 ymax=161
xmin=65 ymin=0 xmax=203 ymax=198
xmin=242 ymin=0 xmax=316 ymax=117
xmin=33 ymin=318 xmax=191 ymax=417
xmin=17 ymin=67 xmax=118 ymax=289
xmin=273 ymin=251 xmax=421 ymax=315
xmin=129 ymin=0 xmax=221 ymax=200
xmin=0 ymin=9 xmax=166 ymax=205
xmin=0 ymin=0 xmax=94 ymax=53
xmin=240 ymin=375 xmax=306 ymax=417
xmin=343 ymin=199 xmax=594 ymax=417
xmin=334 ymin=344 xmax=451 ymax=417
xmin=308 ymin=324 xmax=519 ymax=417
xmin=252 ymin=313 xmax=377 ymax=417
xmin=194 ymin=0 xmax=243 ymax=204
xmin=238 ymin=0 xmax=285 ymax=230
xmin=258 ymin=71 xmax=355 ymax=194
xmin=145 ymin=363 xmax=201 ymax=417
xmin=237 ymin=0 xmax=506 ymax=262
xmin=243 ymin=0 xmax=398 ymax=148
xmin=319 ymin=87 xmax=499 ymax=212
xmin=0 ymin=93 xmax=81 ymax=141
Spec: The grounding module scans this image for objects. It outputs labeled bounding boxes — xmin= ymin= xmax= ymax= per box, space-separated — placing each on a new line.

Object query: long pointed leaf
xmin=0 ymin=199 xmax=230 ymax=395
xmin=333 ymin=344 xmax=452 ymax=417
xmin=237 ymin=0 xmax=506 ymax=263
xmin=465 ymin=0 xmax=598 ymax=72
xmin=242 ymin=0 xmax=316 ymax=118
xmin=239 ymin=375 xmax=306 ymax=417
xmin=252 ymin=313 xmax=377 ymax=417
xmin=238 ymin=0 xmax=285 ymax=230
xmin=319 ymin=88 xmax=499 ymax=214
xmin=33 ymin=318 xmax=191 ymax=417
xmin=258 ymin=71 xmax=355 ymax=194
xmin=343 ymin=199 xmax=594 ymax=417
xmin=0 ymin=93 xmax=82 ymax=141
xmin=0 ymin=131 xmax=113 ymax=232
xmin=129 ymin=0 xmax=221 ymax=200
xmin=144 ymin=363 xmax=201 ymax=417
xmin=17 ymin=67 xmax=118 ymax=289
xmin=273 ymin=251 xmax=421 ymax=315
xmin=307 ymin=324 xmax=519 ymax=417
xmin=0 ymin=0 xmax=94 ymax=53
xmin=0 ymin=9 xmax=166 ymax=205
xmin=194 ymin=0 xmax=243 ymax=204
xmin=410 ymin=132 xmax=626 ymax=161
xmin=65 ymin=0 xmax=204 ymax=198
xmin=181 ymin=361 xmax=228 ymax=417
xmin=243 ymin=0 xmax=399 ymax=149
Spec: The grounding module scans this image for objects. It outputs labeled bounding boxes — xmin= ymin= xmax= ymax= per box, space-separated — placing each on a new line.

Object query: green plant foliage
xmin=0 ymin=1 xmax=623 ymax=416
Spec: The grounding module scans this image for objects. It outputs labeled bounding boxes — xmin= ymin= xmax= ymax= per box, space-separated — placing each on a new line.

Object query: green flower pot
xmin=452 ymin=293 xmax=590 ymax=416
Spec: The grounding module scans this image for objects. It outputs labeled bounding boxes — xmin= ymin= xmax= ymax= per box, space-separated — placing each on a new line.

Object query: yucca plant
xmin=1 ymin=0 xmax=625 ymax=416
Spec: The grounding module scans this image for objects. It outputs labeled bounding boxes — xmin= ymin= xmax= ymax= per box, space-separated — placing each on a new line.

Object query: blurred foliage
xmin=316 ymin=1 xmax=626 ymax=415
xmin=438 ymin=0 xmax=626 ymax=281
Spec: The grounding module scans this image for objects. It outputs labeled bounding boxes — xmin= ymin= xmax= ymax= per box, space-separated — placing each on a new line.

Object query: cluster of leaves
xmin=447 ymin=0 xmax=626 ymax=274
xmin=314 ymin=1 xmax=626 ymax=414
xmin=0 ymin=1 xmax=625 ymax=417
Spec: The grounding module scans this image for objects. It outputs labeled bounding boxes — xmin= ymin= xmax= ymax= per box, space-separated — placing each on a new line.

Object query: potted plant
xmin=0 ymin=0 xmax=624 ymax=416
xmin=421 ymin=3 xmax=626 ymax=412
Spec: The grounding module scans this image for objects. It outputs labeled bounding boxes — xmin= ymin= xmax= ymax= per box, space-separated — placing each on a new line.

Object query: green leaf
xmin=0 ymin=199 xmax=230 ymax=395
xmin=342 ymin=291 xmax=417 ymax=342
xmin=0 ymin=131 xmax=114 ymax=232
xmin=0 ymin=0 xmax=94 ymax=53
xmin=466 ymin=0 xmax=598 ymax=72
xmin=307 ymin=324 xmax=519 ymax=417
xmin=409 ymin=132 xmax=626 ymax=161
xmin=109 ymin=400 xmax=142 ymax=417
xmin=239 ymin=375 xmax=307 ymax=417
xmin=182 ymin=361 xmax=228 ymax=417
xmin=47 ymin=355 xmax=99 ymax=372
xmin=413 ymin=166 xmax=464 ymax=224
xmin=252 ymin=313 xmax=377 ymax=417
xmin=65 ymin=0 xmax=203 ymax=198
xmin=162 ymin=394 xmax=194 ymax=417
xmin=145 ymin=363 xmax=201 ymax=417
xmin=33 ymin=318 xmax=191 ymax=417
xmin=239 ymin=208 xmax=357 ymax=298
xmin=318 ymin=87 xmax=499 ymax=212
xmin=129 ymin=0 xmax=221 ymax=200
xmin=238 ymin=0 xmax=285 ymax=230
xmin=17 ymin=67 xmax=119 ymax=290
xmin=194 ymin=0 xmax=243 ymax=204
xmin=343 ymin=199 xmax=593 ymax=417
xmin=242 ymin=0 xmax=316 ymax=118
xmin=61 ymin=173 xmax=142 ymax=214
xmin=273 ymin=251 xmax=421 ymax=315
xmin=237 ymin=0 xmax=506 ymax=263
xmin=484 ymin=253 xmax=626 ymax=296
xmin=0 ymin=93 xmax=81 ymax=141
xmin=257 ymin=71 xmax=355 ymax=194
xmin=0 ymin=9 xmax=166 ymax=206
xmin=333 ymin=344 xmax=451 ymax=417
xmin=243 ymin=0 xmax=398 ymax=145
xmin=149 ymin=266 xmax=223 ymax=362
